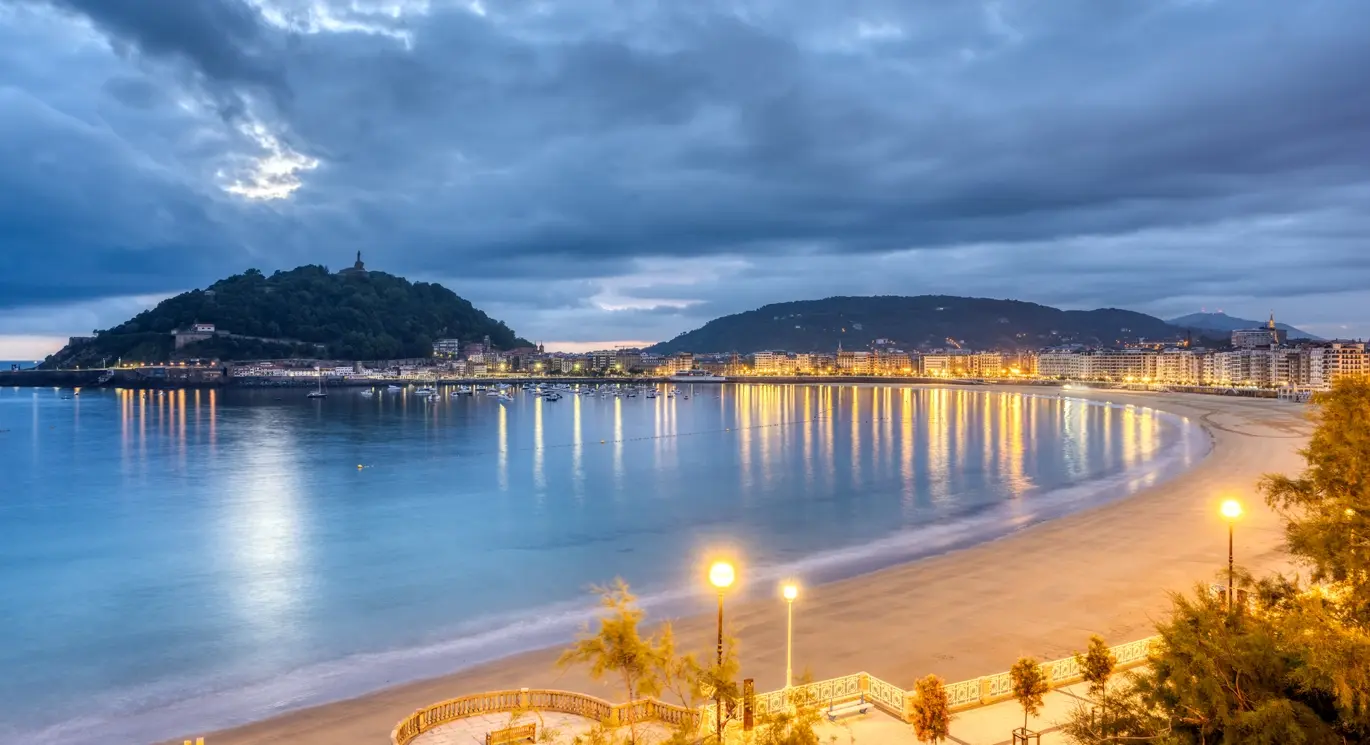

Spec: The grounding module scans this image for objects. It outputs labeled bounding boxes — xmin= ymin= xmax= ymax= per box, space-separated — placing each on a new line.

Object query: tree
xmin=1060 ymin=377 xmax=1370 ymax=744
xmin=1262 ymin=376 xmax=1370 ymax=618
xmin=909 ymin=674 xmax=951 ymax=744
xmin=1009 ymin=657 xmax=1049 ymax=735
xmin=1062 ymin=580 xmax=1370 ymax=744
xmin=1072 ymin=635 xmax=1116 ymax=740
xmin=753 ymin=698 xmax=822 ymax=745
xmin=559 ymin=580 xmax=662 ymax=745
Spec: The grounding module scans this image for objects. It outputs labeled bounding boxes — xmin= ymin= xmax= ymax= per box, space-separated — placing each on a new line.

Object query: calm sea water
xmin=0 ymin=383 xmax=1206 ymax=744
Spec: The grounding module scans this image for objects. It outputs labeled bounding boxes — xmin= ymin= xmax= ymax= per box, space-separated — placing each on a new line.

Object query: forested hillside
xmin=44 ymin=265 xmax=529 ymax=366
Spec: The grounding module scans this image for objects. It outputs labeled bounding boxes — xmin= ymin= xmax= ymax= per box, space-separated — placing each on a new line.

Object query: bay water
xmin=0 ymin=383 xmax=1206 ymax=744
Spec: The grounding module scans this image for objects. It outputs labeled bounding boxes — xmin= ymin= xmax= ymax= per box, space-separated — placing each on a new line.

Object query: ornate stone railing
xmin=391 ymin=689 xmax=697 ymax=745
xmin=940 ymin=635 xmax=1160 ymax=712
xmin=394 ymin=636 xmax=1161 ymax=741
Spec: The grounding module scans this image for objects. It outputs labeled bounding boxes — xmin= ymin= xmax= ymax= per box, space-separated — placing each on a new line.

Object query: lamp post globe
xmin=710 ymin=561 xmax=736 ymax=590
xmin=708 ymin=560 xmax=736 ymax=740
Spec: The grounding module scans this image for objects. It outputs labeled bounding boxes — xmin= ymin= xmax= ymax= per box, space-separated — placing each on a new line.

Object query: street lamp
xmin=709 ymin=561 xmax=736 ymax=740
xmin=781 ymin=582 xmax=798 ymax=689
xmin=1221 ymin=499 xmax=1243 ymax=606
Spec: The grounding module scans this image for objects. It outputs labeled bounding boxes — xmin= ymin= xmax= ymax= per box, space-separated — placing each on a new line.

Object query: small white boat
xmin=414 ymin=386 xmax=437 ymax=397
xmin=386 ymin=384 xmax=403 ymax=392
xmin=497 ymin=392 xmax=515 ymax=404
xmin=308 ymin=375 xmax=328 ymax=398
xmin=360 ymin=389 xmax=375 ymax=398
xmin=544 ymin=392 xmax=562 ymax=402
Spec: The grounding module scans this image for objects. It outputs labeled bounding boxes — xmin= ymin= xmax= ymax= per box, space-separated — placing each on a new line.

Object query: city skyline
xmin=3 ymin=0 xmax=1370 ymax=359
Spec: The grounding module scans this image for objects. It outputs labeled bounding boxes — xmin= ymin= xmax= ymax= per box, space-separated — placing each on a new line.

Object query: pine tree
xmin=558 ymin=579 xmax=661 ymax=745
xmin=1261 ymin=376 xmax=1370 ymax=617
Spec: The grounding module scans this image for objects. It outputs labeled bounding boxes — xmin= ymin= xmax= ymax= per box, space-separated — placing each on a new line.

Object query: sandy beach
xmin=184 ymin=388 xmax=1311 ymax=745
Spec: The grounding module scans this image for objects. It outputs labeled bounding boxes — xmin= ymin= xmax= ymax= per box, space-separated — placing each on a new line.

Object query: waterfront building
xmin=1037 ymin=352 xmax=1089 ymax=379
xmin=1304 ymin=342 xmax=1367 ymax=388
xmin=172 ymin=323 xmax=218 ymax=349
xmin=588 ymin=350 xmax=615 ymax=371
xmin=614 ymin=350 xmax=644 ymax=372
xmin=463 ymin=342 xmax=485 ymax=359
xmin=1231 ymin=313 xmax=1284 ymax=349
xmin=920 ymin=353 xmax=952 ymax=376
xmin=1155 ymin=349 xmax=1205 ymax=385
xmin=1086 ymin=350 xmax=1158 ymax=381
xmin=433 ymin=338 xmax=461 ymax=358
xmin=972 ymin=352 xmax=1003 ymax=377
xmin=836 ymin=349 xmax=872 ymax=375
xmin=1001 ymin=351 xmax=1038 ymax=376
xmin=752 ymin=351 xmax=780 ymax=374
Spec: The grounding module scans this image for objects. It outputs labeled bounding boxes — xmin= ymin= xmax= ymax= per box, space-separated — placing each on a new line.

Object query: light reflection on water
xmin=0 ymin=383 xmax=1202 ymax=744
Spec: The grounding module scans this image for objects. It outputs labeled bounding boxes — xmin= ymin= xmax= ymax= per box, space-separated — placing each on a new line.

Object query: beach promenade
xmin=188 ymin=388 xmax=1311 ymax=745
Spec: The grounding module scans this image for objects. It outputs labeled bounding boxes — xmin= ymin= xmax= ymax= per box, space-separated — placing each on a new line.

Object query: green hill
xmin=648 ymin=295 xmax=1197 ymax=354
xmin=44 ymin=264 xmax=530 ymax=366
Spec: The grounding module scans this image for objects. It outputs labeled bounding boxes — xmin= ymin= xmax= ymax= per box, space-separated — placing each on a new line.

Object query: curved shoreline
xmin=151 ymin=388 xmax=1308 ymax=745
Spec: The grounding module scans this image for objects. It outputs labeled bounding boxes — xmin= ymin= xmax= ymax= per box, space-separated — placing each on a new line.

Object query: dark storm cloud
xmin=2 ymin=0 xmax=1370 ymax=346
xmin=39 ymin=0 xmax=283 ymax=91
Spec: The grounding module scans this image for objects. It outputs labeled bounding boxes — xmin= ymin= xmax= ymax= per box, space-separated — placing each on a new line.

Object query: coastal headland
xmin=176 ymin=387 xmax=1309 ymax=745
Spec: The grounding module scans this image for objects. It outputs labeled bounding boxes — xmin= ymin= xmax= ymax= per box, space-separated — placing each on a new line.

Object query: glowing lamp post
xmin=1221 ymin=499 xmax=1243 ymax=606
xmin=781 ymin=582 xmax=799 ymax=690
xmin=709 ymin=561 xmax=735 ymax=739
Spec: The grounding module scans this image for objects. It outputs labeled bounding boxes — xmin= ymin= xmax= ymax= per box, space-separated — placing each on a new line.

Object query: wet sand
xmin=184 ymin=389 xmax=1311 ymax=745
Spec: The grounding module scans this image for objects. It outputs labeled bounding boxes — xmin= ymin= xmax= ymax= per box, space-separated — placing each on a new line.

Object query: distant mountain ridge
xmin=648 ymin=295 xmax=1201 ymax=354
xmin=43 ymin=264 xmax=531 ymax=367
xmin=1167 ymin=312 xmax=1319 ymax=340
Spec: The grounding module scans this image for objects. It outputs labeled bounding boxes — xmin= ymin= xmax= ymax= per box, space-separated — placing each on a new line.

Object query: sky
xmin=2 ymin=0 xmax=1369 ymax=358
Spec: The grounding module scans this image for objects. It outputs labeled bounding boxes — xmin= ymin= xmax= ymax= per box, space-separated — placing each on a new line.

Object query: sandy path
xmin=178 ymin=389 xmax=1311 ymax=745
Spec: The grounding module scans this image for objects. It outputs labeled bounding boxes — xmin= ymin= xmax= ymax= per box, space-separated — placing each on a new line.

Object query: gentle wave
xmin=13 ymin=397 xmax=1210 ymax=745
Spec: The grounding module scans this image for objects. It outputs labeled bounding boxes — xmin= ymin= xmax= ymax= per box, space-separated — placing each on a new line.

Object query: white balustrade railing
xmin=394 ymin=636 xmax=1163 ymax=741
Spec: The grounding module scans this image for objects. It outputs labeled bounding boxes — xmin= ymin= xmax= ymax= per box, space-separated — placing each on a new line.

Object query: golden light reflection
xmin=533 ymin=397 xmax=545 ymax=491
xmin=802 ymin=387 xmax=813 ymax=484
xmin=1122 ymin=405 xmax=1138 ymax=469
xmin=929 ymin=388 xmax=949 ymax=503
xmin=497 ymin=402 xmax=508 ymax=492
xmin=120 ymin=389 xmax=131 ymax=467
xmin=738 ymin=384 xmax=753 ymax=477
xmin=849 ymin=386 xmax=860 ymax=488
xmin=613 ymin=396 xmax=623 ymax=492
xmin=900 ymin=388 xmax=914 ymax=513
xmin=823 ymin=386 xmax=835 ymax=491
xmin=178 ymin=389 xmax=187 ymax=469
xmin=758 ymin=384 xmax=775 ymax=484
xmin=138 ymin=389 xmax=147 ymax=463
xmin=1007 ymin=393 xmax=1026 ymax=494
xmin=882 ymin=386 xmax=894 ymax=474
xmin=572 ymin=392 xmax=584 ymax=502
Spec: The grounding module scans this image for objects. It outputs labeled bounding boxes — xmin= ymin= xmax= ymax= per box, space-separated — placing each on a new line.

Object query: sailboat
xmin=307 ymin=373 xmax=328 ymax=398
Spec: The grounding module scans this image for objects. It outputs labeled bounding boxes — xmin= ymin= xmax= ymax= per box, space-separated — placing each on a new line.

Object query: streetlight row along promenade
xmin=393 ymin=503 xmax=1247 ymax=744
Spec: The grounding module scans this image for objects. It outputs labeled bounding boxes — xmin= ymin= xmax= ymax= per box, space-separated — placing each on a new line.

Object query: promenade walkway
xmin=412 ymin=679 xmax=1099 ymax=745
xmin=803 ymin=680 xmax=1094 ymax=745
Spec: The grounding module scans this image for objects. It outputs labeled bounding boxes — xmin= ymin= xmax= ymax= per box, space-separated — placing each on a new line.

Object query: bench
xmin=826 ymin=694 xmax=869 ymax=722
xmin=485 ymin=723 xmax=536 ymax=745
